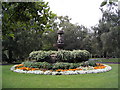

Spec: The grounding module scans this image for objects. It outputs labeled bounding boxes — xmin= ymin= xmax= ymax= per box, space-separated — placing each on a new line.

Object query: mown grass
xmin=0 ymin=65 xmax=2 ymax=90
xmin=2 ymin=64 xmax=119 ymax=88
xmin=95 ymin=58 xmax=119 ymax=63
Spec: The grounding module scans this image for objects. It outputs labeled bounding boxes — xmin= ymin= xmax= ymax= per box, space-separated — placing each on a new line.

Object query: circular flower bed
xmin=10 ymin=63 xmax=112 ymax=75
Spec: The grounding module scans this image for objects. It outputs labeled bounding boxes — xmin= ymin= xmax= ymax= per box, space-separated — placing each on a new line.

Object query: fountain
xmin=10 ymin=28 xmax=112 ymax=75
xmin=50 ymin=29 xmax=64 ymax=63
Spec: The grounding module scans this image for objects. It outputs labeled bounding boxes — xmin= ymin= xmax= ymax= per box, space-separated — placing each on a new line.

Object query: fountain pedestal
xmin=50 ymin=29 xmax=64 ymax=63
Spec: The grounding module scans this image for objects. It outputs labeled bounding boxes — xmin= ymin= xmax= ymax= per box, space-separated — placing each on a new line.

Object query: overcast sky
xmin=44 ymin=0 xmax=104 ymax=27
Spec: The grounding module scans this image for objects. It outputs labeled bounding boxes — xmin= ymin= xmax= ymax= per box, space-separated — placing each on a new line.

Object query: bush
xmin=22 ymin=61 xmax=81 ymax=70
xmin=29 ymin=50 xmax=90 ymax=63
xmin=52 ymin=62 xmax=80 ymax=70
xmin=81 ymin=60 xmax=97 ymax=67
xmin=23 ymin=61 xmax=52 ymax=69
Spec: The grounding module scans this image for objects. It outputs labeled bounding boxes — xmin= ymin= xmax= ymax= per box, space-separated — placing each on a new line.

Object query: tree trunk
xmin=103 ymin=51 xmax=107 ymax=58
xmin=8 ymin=49 xmax=13 ymax=63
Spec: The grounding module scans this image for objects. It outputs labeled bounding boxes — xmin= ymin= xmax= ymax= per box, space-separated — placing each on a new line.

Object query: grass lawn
xmin=2 ymin=63 xmax=119 ymax=88
xmin=95 ymin=58 xmax=119 ymax=63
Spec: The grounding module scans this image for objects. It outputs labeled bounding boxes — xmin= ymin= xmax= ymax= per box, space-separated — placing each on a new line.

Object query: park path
xmin=89 ymin=58 xmax=107 ymax=61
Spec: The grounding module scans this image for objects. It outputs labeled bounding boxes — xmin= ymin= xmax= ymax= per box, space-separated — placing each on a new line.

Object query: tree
xmin=91 ymin=1 xmax=119 ymax=57
xmin=2 ymin=2 xmax=56 ymax=62
xmin=40 ymin=16 xmax=90 ymax=51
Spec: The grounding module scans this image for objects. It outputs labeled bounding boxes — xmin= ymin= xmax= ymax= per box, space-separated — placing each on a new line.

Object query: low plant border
xmin=10 ymin=64 xmax=112 ymax=75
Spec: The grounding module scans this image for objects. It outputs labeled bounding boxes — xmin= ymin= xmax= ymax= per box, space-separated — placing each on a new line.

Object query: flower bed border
xmin=10 ymin=64 xmax=112 ymax=75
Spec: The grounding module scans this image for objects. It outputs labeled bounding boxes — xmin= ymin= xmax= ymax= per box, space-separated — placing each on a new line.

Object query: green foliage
xmin=2 ymin=2 xmax=56 ymax=38
xmin=2 ymin=0 xmax=120 ymax=64
xmin=52 ymin=62 xmax=80 ymax=70
xmin=2 ymin=2 xmax=57 ymax=61
xmin=56 ymin=50 xmax=90 ymax=62
xmin=100 ymin=0 xmax=116 ymax=7
xmin=22 ymin=61 xmax=81 ymax=70
xmin=29 ymin=50 xmax=90 ymax=62
xmin=23 ymin=61 xmax=52 ymax=69
xmin=29 ymin=50 xmax=56 ymax=61
xmin=100 ymin=1 xmax=107 ymax=7
xmin=81 ymin=60 xmax=97 ymax=67
xmin=92 ymin=2 xmax=119 ymax=58
xmin=40 ymin=16 xmax=91 ymax=52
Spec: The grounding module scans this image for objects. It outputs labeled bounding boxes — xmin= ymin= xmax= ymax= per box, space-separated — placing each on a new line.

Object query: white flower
xmin=86 ymin=70 xmax=93 ymax=74
xmin=52 ymin=72 xmax=58 ymax=75
xmin=59 ymin=72 xmax=64 ymax=75
xmin=64 ymin=72 xmax=69 ymax=75
xmin=10 ymin=65 xmax=17 ymax=71
xmin=44 ymin=71 xmax=52 ymax=75
xmin=11 ymin=64 xmax=112 ymax=75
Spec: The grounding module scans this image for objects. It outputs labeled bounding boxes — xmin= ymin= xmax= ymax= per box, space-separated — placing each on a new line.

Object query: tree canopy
xmin=2 ymin=1 xmax=56 ymax=62
xmin=2 ymin=1 xmax=120 ymax=63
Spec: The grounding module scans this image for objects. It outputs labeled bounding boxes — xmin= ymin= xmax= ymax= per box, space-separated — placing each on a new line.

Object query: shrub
xmin=23 ymin=61 xmax=52 ymax=69
xmin=29 ymin=51 xmax=50 ymax=61
xmin=29 ymin=50 xmax=90 ymax=63
xmin=22 ymin=61 xmax=81 ymax=70
xmin=81 ymin=60 xmax=97 ymax=67
xmin=52 ymin=62 xmax=80 ymax=70
xmin=56 ymin=50 xmax=71 ymax=62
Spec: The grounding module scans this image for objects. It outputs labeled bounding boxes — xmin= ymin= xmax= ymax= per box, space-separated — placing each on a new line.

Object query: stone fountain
xmin=50 ymin=29 xmax=64 ymax=63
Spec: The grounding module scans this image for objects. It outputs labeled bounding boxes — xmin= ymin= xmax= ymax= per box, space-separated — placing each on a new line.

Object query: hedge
xmin=22 ymin=61 xmax=81 ymax=70
xmin=22 ymin=60 xmax=97 ymax=70
xmin=29 ymin=50 xmax=90 ymax=63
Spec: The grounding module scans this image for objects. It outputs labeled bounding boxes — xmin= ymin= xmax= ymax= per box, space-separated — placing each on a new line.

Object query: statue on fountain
xmin=57 ymin=29 xmax=64 ymax=50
